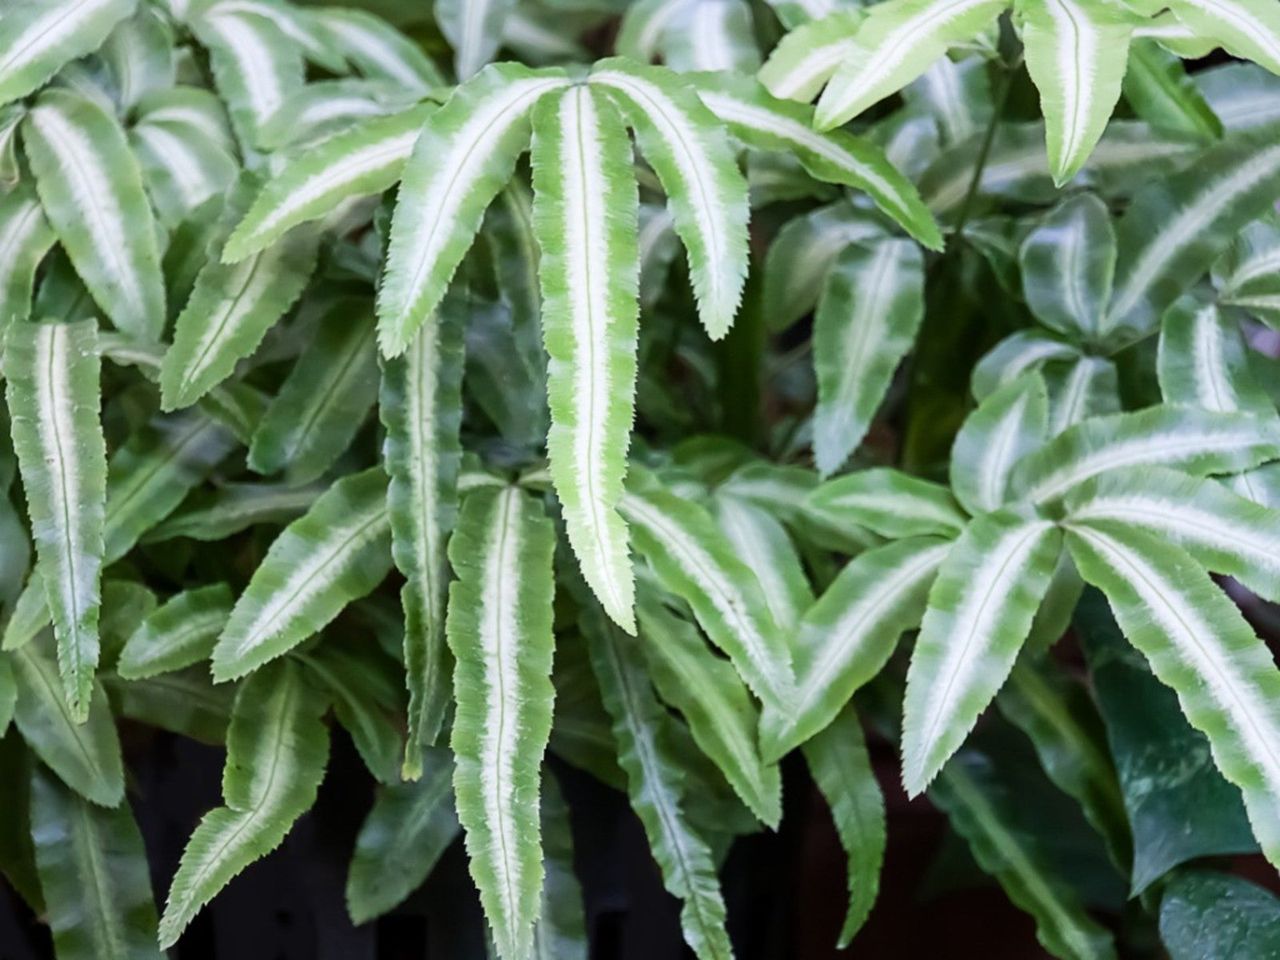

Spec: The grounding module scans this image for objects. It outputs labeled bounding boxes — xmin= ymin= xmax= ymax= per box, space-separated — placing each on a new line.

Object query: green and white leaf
xmin=664 ymin=0 xmax=760 ymax=74
xmin=22 ymin=90 xmax=165 ymax=339
xmin=30 ymin=766 xmax=163 ymax=960
xmin=1164 ymin=0 xmax=1280 ymax=75
xmin=1012 ymin=405 xmax=1280 ymax=504
xmin=762 ymin=200 xmax=884 ymax=333
xmin=637 ymin=596 xmax=782 ymax=827
xmin=531 ymin=84 xmax=640 ymax=634
xmin=762 ymin=536 xmax=950 ymax=762
xmin=1018 ymin=192 xmax=1115 ymax=341
xmin=1064 ymin=467 xmax=1280 ymax=606
xmin=117 ymin=584 xmax=233 ymax=680
xmin=5 ymin=319 xmax=106 ymax=720
xmin=950 ymin=372 xmax=1049 ymax=516
xmin=709 ymin=495 xmax=812 ymax=631
xmin=129 ymin=112 xmax=237 ymax=228
xmin=1122 ymin=39 xmax=1223 ymax=141
xmin=802 ymin=706 xmax=885 ymax=947
xmin=1016 ymin=0 xmax=1134 ymax=185
xmin=1105 ymin=135 xmax=1280 ymax=338
xmin=248 ymin=301 xmax=378 ymax=484
xmin=380 ymin=287 xmax=465 ymax=772
xmin=621 ymin=468 xmax=796 ymax=715
xmin=1065 ymin=522 xmax=1280 ymax=866
xmin=0 ymin=0 xmax=136 ymax=108
xmin=162 ymin=185 xmax=319 ymax=411
xmin=192 ymin=8 xmax=304 ymax=150
xmin=378 ymin=64 xmax=569 ymax=356
xmin=812 ymin=0 xmax=1008 ymax=130
xmin=758 ymin=10 xmax=865 ymax=103
xmin=806 ymin=469 xmax=967 ymax=540
xmin=211 ymin=468 xmax=392 ymax=681
xmin=1043 ymin=354 xmax=1120 ymax=437
xmin=314 ymin=7 xmax=443 ymax=93
xmin=159 ymin=660 xmax=330 ymax=946
xmin=592 ymin=58 xmax=750 ymax=340
xmin=223 ymin=104 xmax=433 ymax=262
xmin=584 ymin=608 xmax=735 ymax=960
xmin=0 ymin=185 xmax=55 ymax=346
xmin=972 ymin=331 xmax=1081 ymax=401
xmin=10 ymin=639 xmax=122 ymax=806
xmin=100 ymin=6 xmax=174 ymax=111
xmin=445 ymin=486 xmax=556 ymax=960
xmin=813 ymin=238 xmax=926 ymax=475
xmin=144 ymin=482 xmax=319 ymax=543
xmin=436 ymin=0 xmax=517 ymax=80
xmin=1157 ymin=295 xmax=1271 ymax=413
xmin=902 ymin=510 xmax=1062 ymax=795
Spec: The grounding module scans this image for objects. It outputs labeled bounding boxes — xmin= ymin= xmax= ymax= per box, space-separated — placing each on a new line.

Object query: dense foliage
xmin=1 ymin=0 xmax=1280 ymax=957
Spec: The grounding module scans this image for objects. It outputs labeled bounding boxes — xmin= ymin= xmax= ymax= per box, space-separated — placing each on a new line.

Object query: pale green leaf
xmin=762 ymin=200 xmax=884 ymax=333
xmin=6 ymin=319 xmax=106 ymax=720
xmin=143 ymin=481 xmax=319 ymax=543
xmin=378 ymin=64 xmax=570 ymax=356
xmin=159 ymin=660 xmax=330 ymax=946
xmin=1122 ymin=39 xmax=1222 ymax=141
xmin=531 ymin=83 xmax=639 ymax=633
xmin=161 ymin=189 xmax=319 ymax=411
xmin=972 ymin=331 xmax=1081 ymax=401
xmin=446 ymin=486 xmax=556 ymax=960
xmin=22 ymin=89 xmax=165 ymax=339
xmin=902 ymin=510 xmax=1062 ymax=795
xmin=813 ymin=238 xmax=926 ymax=474
xmin=30 ymin=766 xmax=163 ymax=960
xmin=211 ymin=468 xmax=392 ymax=681
xmin=664 ymin=0 xmax=760 ymax=73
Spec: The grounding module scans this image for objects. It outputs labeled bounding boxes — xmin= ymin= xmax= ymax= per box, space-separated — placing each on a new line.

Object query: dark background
xmin=0 ymin=723 xmax=1054 ymax=960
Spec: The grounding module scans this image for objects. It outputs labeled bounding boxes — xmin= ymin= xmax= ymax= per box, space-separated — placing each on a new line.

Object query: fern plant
xmin=2 ymin=0 xmax=1280 ymax=957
